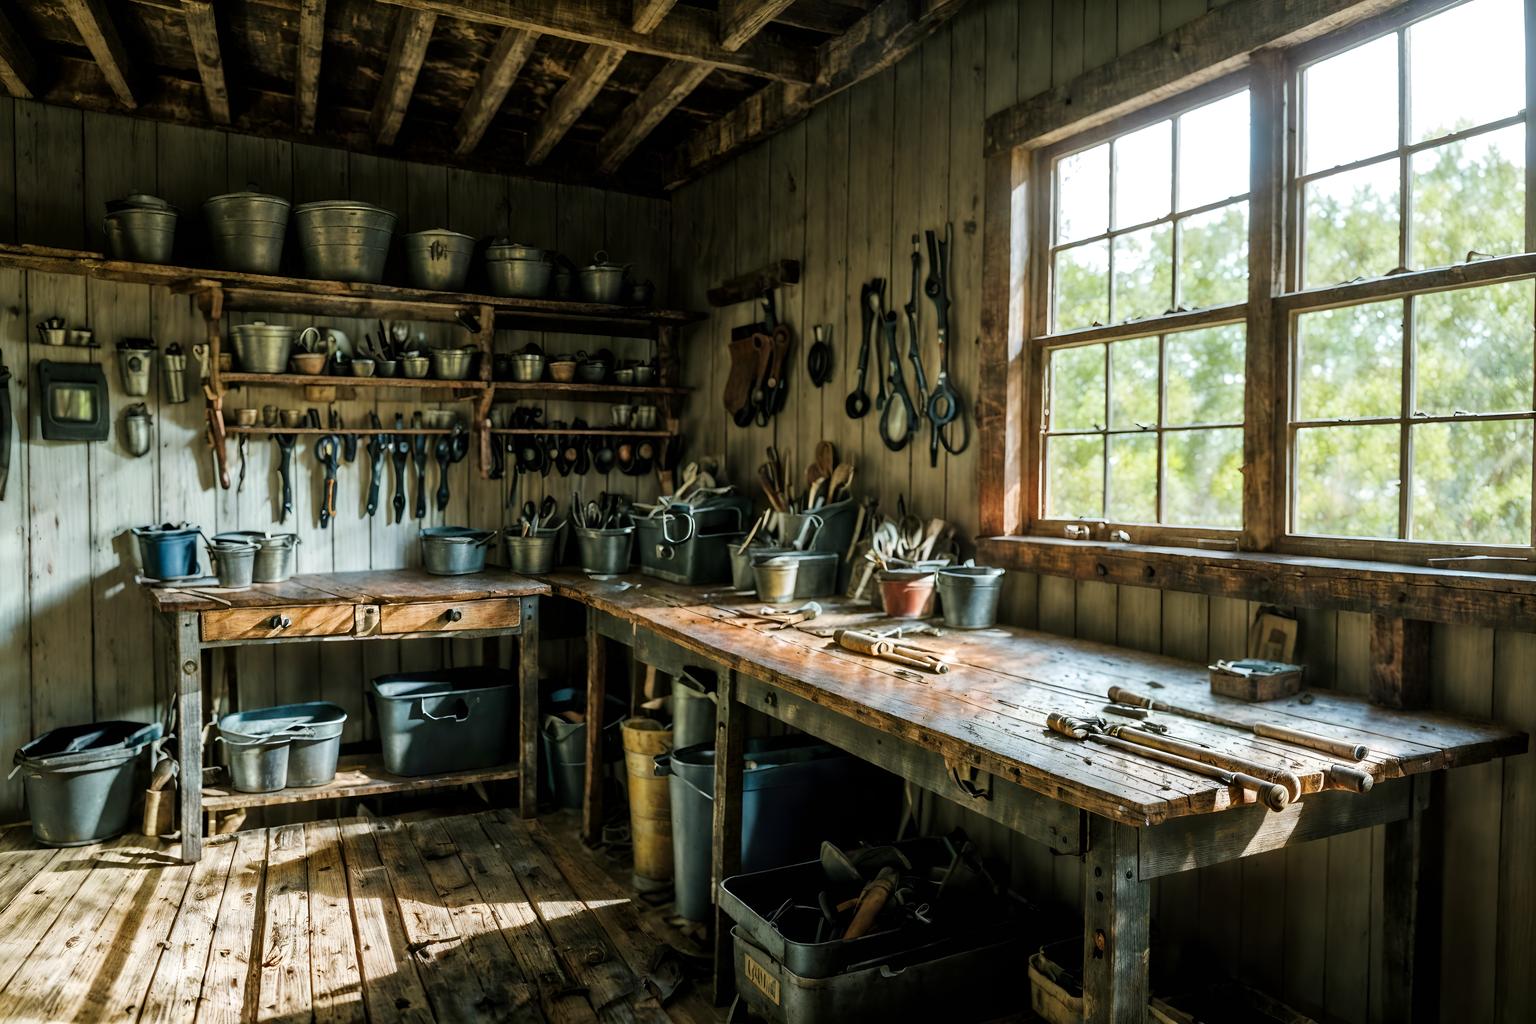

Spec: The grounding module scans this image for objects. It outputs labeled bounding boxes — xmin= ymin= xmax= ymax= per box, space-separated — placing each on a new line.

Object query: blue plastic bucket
xmin=132 ymin=523 xmax=201 ymax=581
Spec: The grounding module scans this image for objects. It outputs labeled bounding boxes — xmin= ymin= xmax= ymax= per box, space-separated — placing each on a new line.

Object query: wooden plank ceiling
xmin=0 ymin=0 xmax=970 ymax=194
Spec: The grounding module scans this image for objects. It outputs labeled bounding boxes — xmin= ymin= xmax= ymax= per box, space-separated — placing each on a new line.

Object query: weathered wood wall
xmin=669 ymin=1 xmax=1535 ymax=1021
xmin=0 ymin=96 xmax=669 ymax=818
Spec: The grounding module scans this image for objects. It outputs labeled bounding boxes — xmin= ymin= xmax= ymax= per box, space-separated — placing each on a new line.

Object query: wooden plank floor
xmin=0 ymin=812 xmax=709 ymax=1023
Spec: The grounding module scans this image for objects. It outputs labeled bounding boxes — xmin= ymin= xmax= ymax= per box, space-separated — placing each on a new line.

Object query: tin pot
xmin=214 ymin=532 xmax=299 ymax=582
xmin=486 ymin=241 xmax=553 ymax=298
xmin=430 ymin=347 xmax=475 ymax=381
xmin=754 ymin=557 xmax=800 ymax=604
xmin=575 ymin=526 xmax=633 ymax=576
xmin=207 ymin=539 xmax=258 ymax=590
xmin=421 ymin=527 xmax=497 ymax=575
xmin=405 ymin=229 xmax=475 ymax=291
xmin=935 ymin=567 xmax=1005 ymax=629
xmin=231 ymin=322 xmax=296 ymax=374
xmin=509 ymin=353 xmax=545 ymax=382
xmin=401 ymin=355 xmax=430 ymax=379
xmin=203 ymin=191 xmax=291 ymax=273
xmin=579 ymin=251 xmax=631 ymax=304
xmin=120 ymin=404 xmax=153 ymax=458
xmin=116 ymin=341 xmax=155 ymax=396
xmin=292 ymin=201 xmax=397 ymax=283
xmin=104 ymin=197 xmax=178 ymax=264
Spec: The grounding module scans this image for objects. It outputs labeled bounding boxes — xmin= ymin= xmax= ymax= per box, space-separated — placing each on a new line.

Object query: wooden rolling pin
xmin=1048 ymin=713 xmax=1290 ymax=811
xmin=1106 ymin=685 xmax=1370 ymax=761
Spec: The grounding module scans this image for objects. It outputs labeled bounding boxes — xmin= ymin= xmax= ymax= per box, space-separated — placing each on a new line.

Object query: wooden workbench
xmin=546 ymin=571 xmax=1526 ymax=1023
xmin=143 ymin=569 xmax=548 ymax=864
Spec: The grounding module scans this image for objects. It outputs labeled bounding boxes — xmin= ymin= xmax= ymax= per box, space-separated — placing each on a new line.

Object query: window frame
xmin=1012 ymin=0 xmax=1536 ymax=565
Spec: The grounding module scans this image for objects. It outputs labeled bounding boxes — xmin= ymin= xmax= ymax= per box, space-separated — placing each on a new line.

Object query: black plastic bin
xmin=13 ymin=721 xmax=161 ymax=847
xmin=369 ymin=668 xmax=517 ymax=777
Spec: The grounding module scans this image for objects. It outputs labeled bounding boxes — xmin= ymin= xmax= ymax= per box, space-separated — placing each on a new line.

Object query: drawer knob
xmin=445 ymin=608 xmax=464 ymax=623
xmin=269 ymin=614 xmax=292 ymax=630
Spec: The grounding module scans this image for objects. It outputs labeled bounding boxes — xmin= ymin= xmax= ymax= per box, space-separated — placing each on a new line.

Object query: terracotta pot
xmin=878 ymin=569 xmax=937 ymax=619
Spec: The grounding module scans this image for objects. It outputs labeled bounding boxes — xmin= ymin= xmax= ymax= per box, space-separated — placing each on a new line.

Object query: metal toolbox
xmin=633 ymin=496 xmax=752 ymax=584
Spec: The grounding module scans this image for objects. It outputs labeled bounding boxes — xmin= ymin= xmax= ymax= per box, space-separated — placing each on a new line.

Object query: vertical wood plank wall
xmin=669 ymin=1 xmax=1534 ymax=1021
xmin=0 ymin=98 xmax=669 ymax=816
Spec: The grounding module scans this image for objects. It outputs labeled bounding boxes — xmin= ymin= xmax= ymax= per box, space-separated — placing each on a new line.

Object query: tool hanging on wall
xmin=365 ymin=412 xmax=387 ymax=517
xmin=756 ymin=289 xmax=792 ymax=426
xmin=807 ymin=323 xmax=833 ymax=387
xmin=0 ymin=347 xmax=11 ymax=500
xmin=903 ymin=235 xmax=930 ymax=411
xmin=924 ymin=223 xmax=969 ymax=465
xmin=274 ymin=432 xmax=296 ymax=523
xmin=411 ymin=427 xmax=429 ymax=520
xmin=390 ymin=413 xmax=409 ymax=523
xmin=846 ymin=283 xmax=877 ymax=419
xmin=878 ymin=302 xmax=917 ymax=452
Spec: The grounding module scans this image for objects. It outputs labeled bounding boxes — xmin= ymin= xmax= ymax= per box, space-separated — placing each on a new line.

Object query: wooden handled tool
xmin=1048 ymin=714 xmax=1290 ymax=811
xmin=1324 ymin=763 xmax=1374 ymax=793
xmin=1108 ymin=726 xmax=1304 ymax=803
xmin=834 ymin=629 xmax=949 ymax=673
xmin=842 ymin=866 xmax=899 ymax=940
xmin=1106 ymin=686 xmax=1370 ymax=761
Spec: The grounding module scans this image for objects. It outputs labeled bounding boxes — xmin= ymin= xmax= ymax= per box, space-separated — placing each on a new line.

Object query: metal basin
xmin=421 ymin=527 xmax=496 ymax=575
xmin=405 ymin=229 xmax=475 ymax=291
xmin=293 ymin=200 xmax=397 ymax=283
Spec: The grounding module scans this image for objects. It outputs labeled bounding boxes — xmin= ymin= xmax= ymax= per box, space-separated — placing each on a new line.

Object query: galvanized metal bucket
xmin=505 ymin=529 xmax=562 ymax=575
xmin=575 ymin=525 xmax=633 ymax=576
xmin=293 ymin=200 xmax=398 ymax=283
xmin=935 ymin=566 xmax=1006 ymax=629
xmin=203 ymin=191 xmax=291 ymax=274
xmin=214 ymin=531 xmax=299 ymax=582
xmin=207 ymin=539 xmax=258 ymax=590
xmin=104 ymin=207 xmax=178 ymax=263
xmin=754 ymin=557 xmax=800 ymax=604
xmin=405 ymin=229 xmax=475 ymax=291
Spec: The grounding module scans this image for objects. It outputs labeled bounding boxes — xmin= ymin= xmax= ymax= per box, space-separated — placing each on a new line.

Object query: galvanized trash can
xmin=12 ymin=721 xmax=162 ymax=846
xmin=621 ymin=718 xmax=673 ymax=891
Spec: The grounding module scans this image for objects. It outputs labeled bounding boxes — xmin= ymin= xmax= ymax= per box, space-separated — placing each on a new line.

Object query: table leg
xmin=170 ymin=612 xmax=203 ymax=864
xmin=1082 ymin=814 xmax=1150 ymax=1024
xmin=518 ymin=596 xmax=540 ymax=818
xmin=582 ymin=609 xmax=607 ymax=844
xmin=1381 ymin=773 xmax=1442 ymax=1023
xmin=711 ymin=668 xmax=745 ymax=1006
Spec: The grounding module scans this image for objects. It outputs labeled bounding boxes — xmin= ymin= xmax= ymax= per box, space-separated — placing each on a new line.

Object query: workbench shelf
xmin=200 ymin=753 xmax=521 ymax=813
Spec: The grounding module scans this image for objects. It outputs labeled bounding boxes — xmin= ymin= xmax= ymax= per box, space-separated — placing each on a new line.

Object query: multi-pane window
xmin=1287 ymin=0 xmax=1532 ymax=548
xmin=1052 ymin=90 xmax=1251 ymax=330
xmin=1028 ymin=0 xmax=1536 ymax=558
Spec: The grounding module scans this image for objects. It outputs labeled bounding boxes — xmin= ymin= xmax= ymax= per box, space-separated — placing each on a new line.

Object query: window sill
xmin=976 ymin=535 xmax=1536 ymax=631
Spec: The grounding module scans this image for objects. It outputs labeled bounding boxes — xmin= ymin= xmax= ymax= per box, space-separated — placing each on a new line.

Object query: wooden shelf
xmin=225 ymin=426 xmax=458 ymax=436
xmin=221 ymin=371 xmax=486 ymax=392
xmin=490 ymin=382 xmax=690 ymax=403
xmin=201 ymin=753 xmax=520 ymax=812
xmin=0 ymin=243 xmax=704 ymax=337
xmin=490 ymin=428 xmax=677 ymax=438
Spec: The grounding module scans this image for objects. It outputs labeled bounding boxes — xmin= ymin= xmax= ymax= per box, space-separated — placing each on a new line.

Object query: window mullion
xmin=1244 ymin=52 xmax=1287 ymax=551
xmin=1400 ymin=295 xmax=1416 ymax=540
xmin=1397 ymin=27 xmax=1411 ymax=272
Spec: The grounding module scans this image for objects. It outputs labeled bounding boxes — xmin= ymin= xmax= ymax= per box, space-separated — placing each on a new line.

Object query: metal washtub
xmin=369 ymin=669 xmax=516 ymax=776
xmin=203 ymin=191 xmax=291 ymax=273
xmin=293 ymin=201 xmax=397 ymax=283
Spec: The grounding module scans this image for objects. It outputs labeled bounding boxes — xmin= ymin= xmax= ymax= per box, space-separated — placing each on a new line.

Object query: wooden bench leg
xmin=711 ymin=668 xmax=745 ymax=1006
xmin=518 ymin=596 xmax=540 ymax=818
xmin=171 ymin=612 xmax=203 ymax=864
xmin=1381 ymin=773 xmax=1442 ymax=1023
xmin=1082 ymin=814 xmax=1149 ymax=1024
xmin=581 ymin=609 xmax=607 ymax=844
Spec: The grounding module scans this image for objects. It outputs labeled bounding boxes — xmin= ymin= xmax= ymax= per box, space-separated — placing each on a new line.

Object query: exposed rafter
xmin=373 ymin=0 xmax=814 ymax=84
xmin=0 ymin=7 xmax=37 ymax=99
xmin=454 ymin=27 xmax=539 ymax=155
xmin=630 ymin=0 xmax=680 ymax=34
xmin=182 ymin=1 xmax=230 ymax=125
xmin=720 ymin=0 xmax=798 ymax=51
xmin=597 ymin=61 xmax=712 ymax=174
xmin=668 ymin=0 xmax=972 ymax=187
xmin=61 ymin=0 xmax=135 ymax=108
xmin=371 ymin=8 xmax=437 ymax=146
xmin=295 ymin=0 xmax=326 ymax=132
xmin=525 ymin=44 xmax=626 ymax=166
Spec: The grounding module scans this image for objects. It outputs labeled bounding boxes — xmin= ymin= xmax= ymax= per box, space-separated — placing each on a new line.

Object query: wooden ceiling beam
xmin=720 ymin=0 xmax=799 ymax=51
xmin=373 ymin=0 xmax=814 ymax=84
xmin=181 ymin=1 xmax=230 ymax=125
xmin=371 ymin=8 xmax=437 ymax=146
xmin=597 ymin=62 xmax=712 ymax=174
xmin=631 ymin=0 xmax=680 ymax=34
xmin=667 ymin=0 xmax=972 ymax=187
xmin=61 ymin=0 xmax=136 ymax=108
xmin=0 ymin=7 xmax=37 ymax=99
xmin=454 ymin=27 xmax=539 ymax=155
xmin=295 ymin=0 xmax=326 ymax=132
xmin=525 ymin=44 xmax=626 ymax=166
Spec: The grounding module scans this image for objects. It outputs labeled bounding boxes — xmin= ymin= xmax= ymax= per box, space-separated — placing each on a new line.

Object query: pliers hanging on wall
xmin=924 ymin=223 xmax=969 ymax=465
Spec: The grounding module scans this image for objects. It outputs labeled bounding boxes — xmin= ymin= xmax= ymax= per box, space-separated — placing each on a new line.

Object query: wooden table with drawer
xmin=143 ymin=570 xmax=549 ymax=862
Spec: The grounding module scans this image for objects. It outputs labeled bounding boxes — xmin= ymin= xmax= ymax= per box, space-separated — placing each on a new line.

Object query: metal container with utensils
xmin=579 ymin=251 xmax=631 ymax=304
xmin=104 ymin=194 xmax=178 ymax=263
xmin=293 ymin=200 xmax=397 ymax=282
xmin=576 ymin=526 xmax=633 ymax=576
xmin=203 ymin=191 xmax=291 ymax=273
xmin=214 ymin=531 xmax=299 ymax=582
xmin=754 ymin=550 xmax=837 ymax=599
xmin=115 ymin=339 xmax=155 ymax=396
xmin=430 ymin=347 xmax=475 ymax=381
xmin=405 ymin=229 xmax=475 ymax=291
xmin=935 ymin=566 xmax=1005 ymax=629
xmin=231 ymin=321 xmax=295 ymax=374
xmin=421 ymin=527 xmax=497 ymax=575
xmin=754 ymin=557 xmax=800 ymax=604
xmin=505 ymin=530 xmax=563 ymax=574
xmin=486 ymin=241 xmax=553 ymax=298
